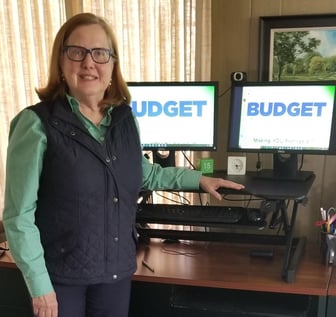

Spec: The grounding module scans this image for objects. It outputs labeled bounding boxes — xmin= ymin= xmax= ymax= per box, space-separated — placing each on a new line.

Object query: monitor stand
xmin=254 ymin=153 xmax=314 ymax=182
xmin=152 ymin=150 xmax=176 ymax=167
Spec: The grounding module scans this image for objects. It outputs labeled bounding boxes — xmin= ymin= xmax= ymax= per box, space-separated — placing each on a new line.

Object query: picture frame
xmin=259 ymin=14 xmax=336 ymax=81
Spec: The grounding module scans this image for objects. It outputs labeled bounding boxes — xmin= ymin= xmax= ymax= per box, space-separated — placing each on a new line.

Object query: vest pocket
xmin=44 ymin=232 xmax=78 ymax=260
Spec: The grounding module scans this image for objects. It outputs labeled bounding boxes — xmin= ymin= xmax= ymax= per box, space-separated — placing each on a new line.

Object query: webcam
xmin=231 ymin=71 xmax=247 ymax=83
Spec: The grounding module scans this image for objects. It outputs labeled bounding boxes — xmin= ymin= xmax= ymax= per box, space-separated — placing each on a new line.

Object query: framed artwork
xmin=259 ymin=14 xmax=336 ymax=81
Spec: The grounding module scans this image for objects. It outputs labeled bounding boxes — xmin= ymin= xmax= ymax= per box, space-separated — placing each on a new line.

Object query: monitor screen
xmin=228 ymin=81 xmax=336 ymax=154
xmin=227 ymin=81 xmax=336 ymax=180
xmin=128 ymin=81 xmax=218 ymax=151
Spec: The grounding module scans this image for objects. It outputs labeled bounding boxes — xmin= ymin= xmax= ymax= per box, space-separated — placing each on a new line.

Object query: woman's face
xmin=60 ymin=24 xmax=114 ymax=103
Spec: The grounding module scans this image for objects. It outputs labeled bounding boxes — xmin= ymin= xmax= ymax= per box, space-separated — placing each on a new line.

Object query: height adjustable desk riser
xmin=137 ymin=171 xmax=316 ymax=283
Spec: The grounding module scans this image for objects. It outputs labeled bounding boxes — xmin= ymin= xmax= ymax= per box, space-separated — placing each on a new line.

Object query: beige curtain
xmin=0 ymin=1 xmax=66 ymax=213
xmin=65 ymin=0 xmax=211 ymax=82
xmin=0 ymin=0 xmax=211 ymax=215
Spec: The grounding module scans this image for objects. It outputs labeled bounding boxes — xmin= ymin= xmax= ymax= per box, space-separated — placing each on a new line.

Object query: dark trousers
xmin=53 ymin=276 xmax=132 ymax=317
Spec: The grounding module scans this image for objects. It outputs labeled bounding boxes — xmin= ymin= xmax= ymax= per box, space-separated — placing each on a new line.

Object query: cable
xmin=153 ymin=191 xmax=191 ymax=205
xmin=256 ymin=153 xmax=262 ymax=171
xmin=218 ymin=85 xmax=232 ymax=98
xmin=181 ymin=151 xmax=196 ymax=170
xmin=298 ymin=154 xmax=304 ymax=170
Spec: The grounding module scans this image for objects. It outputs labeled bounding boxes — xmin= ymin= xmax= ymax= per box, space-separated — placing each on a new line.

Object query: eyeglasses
xmin=63 ymin=45 xmax=115 ymax=64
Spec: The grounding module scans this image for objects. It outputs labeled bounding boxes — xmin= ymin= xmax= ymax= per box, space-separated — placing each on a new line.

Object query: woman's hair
xmin=35 ymin=12 xmax=130 ymax=109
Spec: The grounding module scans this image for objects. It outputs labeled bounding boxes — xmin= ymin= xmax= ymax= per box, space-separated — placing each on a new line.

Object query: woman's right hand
xmin=32 ymin=291 xmax=58 ymax=317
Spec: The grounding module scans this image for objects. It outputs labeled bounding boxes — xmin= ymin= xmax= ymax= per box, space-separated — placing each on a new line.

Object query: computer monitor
xmin=128 ymin=81 xmax=218 ymax=166
xmin=227 ymin=81 xmax=336 ymax=181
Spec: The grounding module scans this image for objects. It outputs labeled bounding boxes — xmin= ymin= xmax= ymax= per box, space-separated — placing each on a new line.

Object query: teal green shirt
xmin=3 ymin=98 xmax=201 ymax=297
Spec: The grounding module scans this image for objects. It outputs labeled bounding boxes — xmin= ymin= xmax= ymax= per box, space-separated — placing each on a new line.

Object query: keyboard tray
xmin=136 ymin=204 xmax=257 ymax=227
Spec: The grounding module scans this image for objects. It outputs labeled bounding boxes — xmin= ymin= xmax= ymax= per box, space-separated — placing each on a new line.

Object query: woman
xmin=3 ymin=13 xmax=244 ymax=317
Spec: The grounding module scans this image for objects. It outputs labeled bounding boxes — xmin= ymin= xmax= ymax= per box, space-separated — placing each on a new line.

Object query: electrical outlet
xmin=227 ymin=156 xmax=246 ymax=175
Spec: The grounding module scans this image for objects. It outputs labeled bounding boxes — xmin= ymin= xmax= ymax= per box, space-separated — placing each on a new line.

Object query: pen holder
xmin=320 ymin=231 xmax=336 ymax=265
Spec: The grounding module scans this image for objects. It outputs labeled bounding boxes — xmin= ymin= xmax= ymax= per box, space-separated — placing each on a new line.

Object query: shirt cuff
xmin=24 ymin=272 xmax=54 ymax=298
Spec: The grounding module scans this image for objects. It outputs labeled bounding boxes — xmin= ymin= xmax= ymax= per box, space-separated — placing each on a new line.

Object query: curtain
xmin=0 ymin=0 xmax=211 ymax=215
xmin=64 ymin=0 xmax=211 ymax=82
xmin=0 ymin=1 xmax=65 ymax=213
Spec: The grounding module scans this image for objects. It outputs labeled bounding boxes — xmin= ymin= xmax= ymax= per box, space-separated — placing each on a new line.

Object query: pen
xmin=142 ymin=259 xmax=155 ymax=273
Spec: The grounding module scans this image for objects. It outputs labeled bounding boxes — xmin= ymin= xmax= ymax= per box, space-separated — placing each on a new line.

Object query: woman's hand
xmin=32 ymin=291 xmax=58 ymax=317
xmin=199 ymin=175 xmax=245 ymax=201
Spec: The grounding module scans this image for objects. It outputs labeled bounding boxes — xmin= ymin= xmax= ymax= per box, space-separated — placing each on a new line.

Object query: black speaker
xmin=231 ymin=71 xmax=247 ymax=83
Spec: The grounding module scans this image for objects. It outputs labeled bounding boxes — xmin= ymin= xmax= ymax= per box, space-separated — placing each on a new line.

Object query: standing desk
xmin=137 ymin=171 xmax=316 ymax=283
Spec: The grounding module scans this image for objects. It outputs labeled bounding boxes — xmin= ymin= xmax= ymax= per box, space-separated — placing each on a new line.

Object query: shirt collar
xmin=65 ymin=94 xmax=114 ymax=126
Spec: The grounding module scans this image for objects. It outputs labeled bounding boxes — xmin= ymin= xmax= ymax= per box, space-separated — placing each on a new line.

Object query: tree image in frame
xmin=271 ymin=30 xmax=322 ymax=81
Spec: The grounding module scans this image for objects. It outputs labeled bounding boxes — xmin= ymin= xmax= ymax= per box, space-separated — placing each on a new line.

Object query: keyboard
xmin=136 ymin=204 xmax=244 ymax=226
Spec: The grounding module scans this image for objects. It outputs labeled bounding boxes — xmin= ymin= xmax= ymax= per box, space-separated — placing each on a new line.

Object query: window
xmin=0 ymin=0 xmax=211 ymax=213
xmin=0 ymin=1 xmax=65 ymax=210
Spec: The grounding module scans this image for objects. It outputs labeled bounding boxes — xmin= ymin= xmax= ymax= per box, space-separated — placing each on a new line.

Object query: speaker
xmin=231 ymin=71 xmax=247 ymax=83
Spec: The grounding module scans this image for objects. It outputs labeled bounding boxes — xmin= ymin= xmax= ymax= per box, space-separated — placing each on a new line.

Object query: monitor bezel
xmin=128 ymin=81 xmax=219 ymax=151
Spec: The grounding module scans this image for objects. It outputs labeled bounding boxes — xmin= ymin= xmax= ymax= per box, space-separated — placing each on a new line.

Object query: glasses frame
xmin=63 ymin=45 xmax=115 ymax=64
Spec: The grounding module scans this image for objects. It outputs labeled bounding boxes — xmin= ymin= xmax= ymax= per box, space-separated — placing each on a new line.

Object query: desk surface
xmin=1 ymin=238 xmax=330 ymax=297
xmin=134 ymin=239 xmax=331 ymax=296
xmin=214 ymin=171 xmax=315 ymax=200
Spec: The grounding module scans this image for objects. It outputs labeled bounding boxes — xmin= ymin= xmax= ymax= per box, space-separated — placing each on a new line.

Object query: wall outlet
xmin=227 ymin=156 xmax=246 ymax=175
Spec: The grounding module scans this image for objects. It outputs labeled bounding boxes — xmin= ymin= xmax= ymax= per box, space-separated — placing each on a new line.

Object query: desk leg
xmin=281 ymin=200 xmax=306 ymax=283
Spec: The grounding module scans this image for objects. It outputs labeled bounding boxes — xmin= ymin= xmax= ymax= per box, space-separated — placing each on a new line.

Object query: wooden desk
xmin=0 ymin=239 xmax=332 ymax=317
xmin=131 ymin=239 xmax=331 ymax=317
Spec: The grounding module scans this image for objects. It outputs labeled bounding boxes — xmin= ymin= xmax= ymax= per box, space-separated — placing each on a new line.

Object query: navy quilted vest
xmin=29 ymin=98 xmax=143 ymax=285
